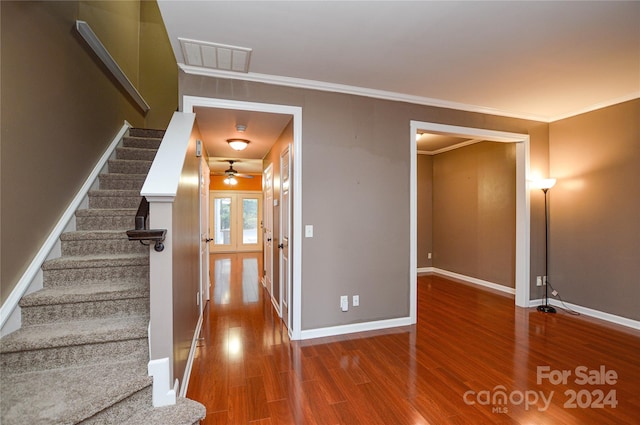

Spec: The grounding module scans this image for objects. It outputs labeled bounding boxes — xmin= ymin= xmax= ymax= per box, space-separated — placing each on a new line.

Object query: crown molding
xmin=178 ymin=64 xmax=550 ymax=122
xmin=179 ymin=64 xmax=639 ymax=124
xmin=548 ymin=92 xmax=640 ymax=122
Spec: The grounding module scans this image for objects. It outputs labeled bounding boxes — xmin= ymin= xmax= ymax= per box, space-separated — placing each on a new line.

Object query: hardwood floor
xmin=188 ymin=253 xmax=640 ymax=424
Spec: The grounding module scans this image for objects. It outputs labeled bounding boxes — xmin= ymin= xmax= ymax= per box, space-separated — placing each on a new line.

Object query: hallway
xmin=187 ymin=254 xmax=640 ymax=424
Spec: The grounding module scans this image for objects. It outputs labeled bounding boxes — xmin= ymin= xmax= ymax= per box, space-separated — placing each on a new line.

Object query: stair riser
xmin=89 ymin=195 xmax=142 ymax=209
xmin=108 ymin=160 xmax=152 ymax=175
xmin=44 ymin=266 xmax=149 ymax=287
xmin=1 ymin=338 xmax=148 ymax=376
xmin=21 ymin=297 xmax=150 ymax=326
xmin=116 ymin=147 xmax=158 ymax=161
xmin=122 ymin=137 xmax=162 ymax=150
xmin=76 ymin=215 xmax=136 ymax=231
xmin=62 ymin=239 xmax=148 ymax=256
xmin=80 ymin=385 xmax=152 ymax=425
xmin=99 ymin=175 xmax=146 ymax=191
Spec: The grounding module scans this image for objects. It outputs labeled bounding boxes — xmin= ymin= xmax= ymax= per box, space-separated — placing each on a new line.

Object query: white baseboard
xmin=530 ymin=298 xmax=640 ymax=330
xmin=0 ymin=122 xmax=131 ymax=334
xmin=427 ymin=268 xmax=516 ymax=295
xmin=300 ymin=316 xmax=413 ymax=340
xmin=180 ymin=310 xmax=204 ymax=398
xmin=417 ymin=267 xmax=434 ymax=274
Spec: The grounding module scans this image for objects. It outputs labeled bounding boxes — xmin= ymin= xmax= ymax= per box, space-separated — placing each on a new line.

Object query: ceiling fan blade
xmin=234 ymin=174 xmax=254 ymax=179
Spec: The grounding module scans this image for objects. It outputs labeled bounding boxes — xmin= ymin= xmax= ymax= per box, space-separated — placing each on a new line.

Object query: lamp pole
xmin=537 ymin=183 xmax=556 ymax=313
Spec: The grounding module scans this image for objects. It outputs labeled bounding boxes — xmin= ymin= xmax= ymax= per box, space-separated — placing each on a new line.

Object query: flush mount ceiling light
xmin=227 ymin=138 xmax=250 ymax=151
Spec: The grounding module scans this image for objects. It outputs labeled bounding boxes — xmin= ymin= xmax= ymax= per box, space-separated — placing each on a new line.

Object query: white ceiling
xmin=158 ymin=1 xmax=640 ymax=170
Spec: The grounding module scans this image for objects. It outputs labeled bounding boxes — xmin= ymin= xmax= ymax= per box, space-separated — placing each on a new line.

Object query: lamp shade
xmin=227 ymin=139 xmax=249 ymax=151
xmin=538 ymin=178 xmax=557 ymax=190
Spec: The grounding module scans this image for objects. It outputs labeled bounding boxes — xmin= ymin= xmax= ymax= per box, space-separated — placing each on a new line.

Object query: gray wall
xmin=170 ymin=126 xmax=202 ymax=386
xmin=0 ymin=0 xmax=177 ymax=306
xmin=549 ymin=99 xmax=640 ymax=320
xmin=179 ymin=74 xmax=551 ymax=330
xmin=417 ymin=155 xmax=433 ymax=269
xmin=432 ymin=142 xmax=516 ymax=287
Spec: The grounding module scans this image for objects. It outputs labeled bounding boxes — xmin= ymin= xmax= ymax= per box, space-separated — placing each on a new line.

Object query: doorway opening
xmin=409 ymin=121 xmax=531 ymax=323
xmin=183 ymin=96 xmax=303 ymax=340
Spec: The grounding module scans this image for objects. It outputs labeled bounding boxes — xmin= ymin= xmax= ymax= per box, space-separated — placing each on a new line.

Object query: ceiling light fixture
xmin=224 ymin=175 xmax=238 ymax=185
xmin=227 ymin=138 xmax=250 ymax=151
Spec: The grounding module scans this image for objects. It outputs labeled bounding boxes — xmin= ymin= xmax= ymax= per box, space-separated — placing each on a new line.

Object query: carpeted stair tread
xmin=122 ymin=397 xmax=206 ymax=425
xmin=107 ymin=159 xmax=153 ymax=175
xmin=19 ymin=280 xmax=148 ymax=307
xmin=123 ymin=136 xmax=162 ymax=150
xmin=0 ymin=360 xmax=150 ymax=425
xmin=89 ymin=189 xmax=143 ymax=197
xmin=76 ymin=208 xmax=137 ymax=218
xmin=42 ymin=253 xmax=149 ymax=270
xmin=61 ymin=229 xmax=129 ymax=241
xmin=116 ymin=147 xmax=158 ymax=161
xmin=129 ymin=128 xmax=165 ymax=139
xmin=0 ymin=315 xmax=148 ymax=353
xmin=99 ymin=173 xmax=147 ymax=190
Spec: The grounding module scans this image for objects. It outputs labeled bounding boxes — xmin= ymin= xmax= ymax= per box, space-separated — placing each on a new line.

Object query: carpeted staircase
xmin=0 ymin=129 xmax=206 ymax=424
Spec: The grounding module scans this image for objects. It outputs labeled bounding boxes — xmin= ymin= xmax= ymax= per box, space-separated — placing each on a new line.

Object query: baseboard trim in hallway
xmin=300 ymin=316 xmax=414 ymax=340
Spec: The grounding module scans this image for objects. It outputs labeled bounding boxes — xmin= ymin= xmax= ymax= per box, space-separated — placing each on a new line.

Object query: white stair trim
xmin=148 ymin=357 xmax=177 ymax=407
xmin=0 ymin=122 xmax=131 ymax=335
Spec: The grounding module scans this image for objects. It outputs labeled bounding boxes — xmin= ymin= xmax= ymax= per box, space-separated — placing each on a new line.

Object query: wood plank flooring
xmin=188 ymin=253 xmax=640 ymax=424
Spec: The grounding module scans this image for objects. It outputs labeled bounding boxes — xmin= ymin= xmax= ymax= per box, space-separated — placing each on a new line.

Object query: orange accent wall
xmin=210 ymin=174 xmax=262 ymax=191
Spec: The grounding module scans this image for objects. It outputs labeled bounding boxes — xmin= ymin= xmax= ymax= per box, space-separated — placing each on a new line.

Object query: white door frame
xmin=199 ymin=155 xmax=211 ymax=308
xmin=409 ymin=121 xmax=531 ymax=323
xmin=183 ymin=96 xmax=303 ymax=340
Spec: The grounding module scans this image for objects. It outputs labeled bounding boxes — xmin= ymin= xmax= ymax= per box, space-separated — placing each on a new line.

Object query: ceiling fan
xmin=212 ymin=160 xmax=254 ymax=179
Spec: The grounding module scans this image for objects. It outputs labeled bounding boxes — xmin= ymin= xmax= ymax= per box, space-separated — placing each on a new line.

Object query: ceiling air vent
xmin=179 ymin=38 xmax=252 ymax=73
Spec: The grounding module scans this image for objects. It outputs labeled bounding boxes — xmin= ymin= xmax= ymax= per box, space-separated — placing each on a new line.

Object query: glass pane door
xmin=211 ymin=192 xmax=262 ymax=253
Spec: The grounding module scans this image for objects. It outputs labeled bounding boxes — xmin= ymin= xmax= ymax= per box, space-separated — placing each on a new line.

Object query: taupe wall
xmin=180 ymin=74 xmax=550 ymax=330
xmin=0 ymin=1 xmax=176 ymax=305
xmin=549 ymin=99 xmax=639 ymax=320
xmin=171 ymin=125 xmax=202 ymax=387
xmin=263 ymin=119 xmax=294 ymax=306
xmin=416 ymin=155 xmax=433 ymax=268
xmin=432 ymin=142 xmax=516 ymax=287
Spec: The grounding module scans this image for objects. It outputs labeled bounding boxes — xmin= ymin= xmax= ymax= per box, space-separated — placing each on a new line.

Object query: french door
xmin=210 ymin=191 xmax=262 ymax=253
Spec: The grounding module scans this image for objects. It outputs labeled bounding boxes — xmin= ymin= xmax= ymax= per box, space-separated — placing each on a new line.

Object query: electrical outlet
xmin=353 ymin=295 xmax=360 ymax=307
xmin=543 ymin=276 xmax=548 ymax=286
xmin=428 ymin=252 xmax=432 ymax=259
xmin=340 ymin=295 xmax=348 ymax=312
xmin=536 ymin=276 xmax=542 ymax=286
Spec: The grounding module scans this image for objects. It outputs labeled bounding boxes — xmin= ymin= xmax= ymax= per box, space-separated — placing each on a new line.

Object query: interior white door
xmin=263 ymin=165 xmax=274 ymax=299
xmin=279 ymin=146 xmax=291 ymax=329
xmin=199 ymin=156 xmax=211 ymax=309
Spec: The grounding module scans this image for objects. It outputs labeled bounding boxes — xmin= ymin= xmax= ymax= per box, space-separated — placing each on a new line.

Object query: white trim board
xmin=430 ymin=268 xmax=516 ymax=295
xmin=0 ymin=122 xmax=132 ymax=334
xmin=300 ymin=317 xmax=413 ymax=340
xmin=529 ymin=299 xmax=640 ymax=331
xmin=179 ymin=311 xmax=204 ymax=398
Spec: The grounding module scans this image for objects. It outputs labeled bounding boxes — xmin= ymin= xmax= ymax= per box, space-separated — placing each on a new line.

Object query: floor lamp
xmin=537 ymin=178 xmax=556 ymax=313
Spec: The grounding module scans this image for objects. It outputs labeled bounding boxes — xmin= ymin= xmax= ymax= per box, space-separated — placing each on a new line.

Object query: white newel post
xmin=141 ymin=111 xmax=196 ymax=405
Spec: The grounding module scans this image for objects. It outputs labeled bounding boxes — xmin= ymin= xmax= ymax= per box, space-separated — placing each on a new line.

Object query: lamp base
xmin=537 ymin=304 xmax=557 ymax=314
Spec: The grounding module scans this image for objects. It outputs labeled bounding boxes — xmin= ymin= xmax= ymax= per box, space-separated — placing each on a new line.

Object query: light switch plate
xmin=305 ymin=225 xmax=314 ymax=238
